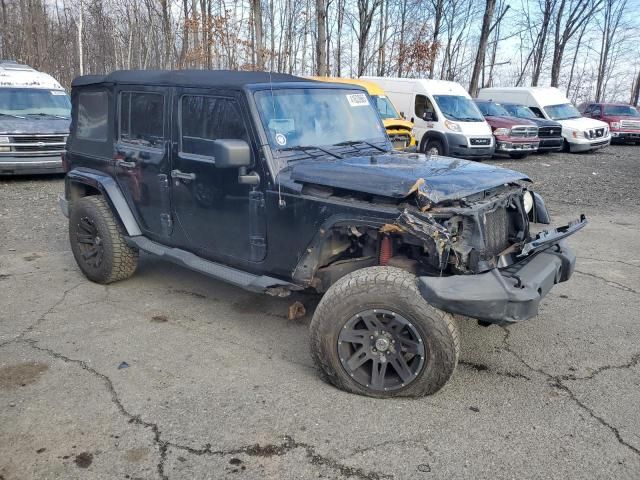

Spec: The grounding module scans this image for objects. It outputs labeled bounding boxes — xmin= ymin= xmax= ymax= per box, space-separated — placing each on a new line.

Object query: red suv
xmin=474 ymin=100 xmax=540 ymax=159
xmin=581 ymin=102 xmax=640 ymax=144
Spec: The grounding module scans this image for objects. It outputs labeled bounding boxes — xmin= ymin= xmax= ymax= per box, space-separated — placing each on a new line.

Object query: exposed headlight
xmin=583 ymin=130 xmax=591 ymax=139
xmin=0 ymin=135 xmax=10 ymax=152
xmin=523 ymin=191 xmax=534 ymax=214
xmin=444 ymin=119 xmax=461 ymax=132
xmin=611 ymin=122 xmax=620 ymax=129
xmin=494 ymin=127 xmax=510 ymax=136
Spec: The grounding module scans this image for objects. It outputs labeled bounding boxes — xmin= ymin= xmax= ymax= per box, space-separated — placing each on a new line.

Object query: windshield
xmin=475 ymin=101 xmax=510 ymax=117
xmin=603 ymin=105 xmax=639 ymax=116
xmin=433 ymin=95 xmax=484 ymax=122
xmin=503 ymin=104 xmax=537 ymax=119
xmin=372 ymin=95 xmax=400 ymax=120
xmin=255 ymin=88 xmax=388 ymax=153
xmin=544 ymin=103 xmax=581 ymax=120
xmin=0 ymin=88 xmax=70 ymax=118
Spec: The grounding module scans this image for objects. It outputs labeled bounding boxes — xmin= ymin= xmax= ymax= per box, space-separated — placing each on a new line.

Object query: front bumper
xmin=538 ymin=137 xmax=564 ymax=151
xmin=418 ymin=241 xmax=575 ymax=323
xmin=611 ymin=131 xmax=640 ymax=142
xmin=445 ymin=132 xmax=495 ymax=159
xmin=568 ymin=136 xmax=610 ymax=152
xmin=0 ymin=154 xmax=64 ymax=175
xmin=495 ymin=140 xmax=539 ymax=153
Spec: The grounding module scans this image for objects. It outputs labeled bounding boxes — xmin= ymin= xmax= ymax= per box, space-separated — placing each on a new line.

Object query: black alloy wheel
xmin=75 ymin=216 xmax=104 ymax=268
xmin=338 ymin=308 xmax=426 ymax=392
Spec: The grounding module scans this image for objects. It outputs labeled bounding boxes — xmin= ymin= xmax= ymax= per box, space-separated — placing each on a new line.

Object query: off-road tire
xmin=309 ymin=267 xmax=460 ymax=398
xmin=69 ymin=195 xmax=138 ymax=284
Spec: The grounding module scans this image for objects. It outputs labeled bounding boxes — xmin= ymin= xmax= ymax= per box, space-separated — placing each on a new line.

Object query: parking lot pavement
xmin=1 ymin=145 xmax=639 ymax=480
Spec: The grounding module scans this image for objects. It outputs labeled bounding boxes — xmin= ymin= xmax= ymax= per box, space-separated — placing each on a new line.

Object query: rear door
xmin=114 ymin=87 xmax=172 ymax=240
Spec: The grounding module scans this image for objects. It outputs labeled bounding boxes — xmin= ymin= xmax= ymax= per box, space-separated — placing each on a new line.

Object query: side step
xmin=126 ymin=236 xmax=299 ymax=293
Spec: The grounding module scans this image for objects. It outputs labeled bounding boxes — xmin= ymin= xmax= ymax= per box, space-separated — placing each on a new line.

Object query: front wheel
xmin=309 ymin=267 xmax=459 ymax=398
xmin=424 ymin=139 xmax=444 ymax=156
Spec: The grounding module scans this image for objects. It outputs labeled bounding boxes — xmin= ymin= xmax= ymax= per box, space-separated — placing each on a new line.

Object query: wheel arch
xmin=419 ymin=130 xmax=449 ymax=155
xmin=65 ymin=168 xmax=141 ymax=236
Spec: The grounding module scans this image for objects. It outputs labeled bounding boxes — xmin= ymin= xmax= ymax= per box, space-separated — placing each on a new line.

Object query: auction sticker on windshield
xmin=275 ymin=133 xmax=287 ymax=146
xmin=346 ymin=93 xmax=369 ymax=107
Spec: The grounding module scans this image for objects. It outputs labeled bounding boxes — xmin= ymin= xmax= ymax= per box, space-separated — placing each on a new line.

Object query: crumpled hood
xmin=289 ymin=153 xmax=530 ymax=204
xmin=0 ymin=116 xmax=70 ymax=135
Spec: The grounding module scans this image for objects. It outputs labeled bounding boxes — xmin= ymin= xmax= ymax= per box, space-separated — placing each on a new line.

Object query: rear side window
xmin=180 ymin=95 xmax=249 ymax=157
xmin=76 ymin=91 xmax=108 ymax=141
xmin=119 ymin=92 xmax=164 ymax=147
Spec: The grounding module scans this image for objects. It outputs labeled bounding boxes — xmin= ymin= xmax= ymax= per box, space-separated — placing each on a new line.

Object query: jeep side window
xmin=119 ymin=92 xmax=164 ymax=148
xmin=180 ymin=95 xmax=249 ymax=158
xmin=76 ymin=91 xmax=108 ymax=141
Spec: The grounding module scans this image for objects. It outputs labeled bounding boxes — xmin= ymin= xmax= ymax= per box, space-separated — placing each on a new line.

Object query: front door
xmin=114 ymin=87 xmax=172 ymax=239
xmin=170 ymin=89 xmax=264 ymax=267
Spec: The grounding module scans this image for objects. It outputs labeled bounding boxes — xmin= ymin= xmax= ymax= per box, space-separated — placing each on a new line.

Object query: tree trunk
xmin=252 ymin=0 xmax=264 ymax=70
xmin=315 ymin=0 xmax=327 ymax=75
xmin=468 ymin=0 xmax=496 ymax=97
xmin=631 ymin=70 xmax=640 ymax=106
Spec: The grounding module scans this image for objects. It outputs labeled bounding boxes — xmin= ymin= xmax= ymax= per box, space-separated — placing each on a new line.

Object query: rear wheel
xmin=69 ymin=196 xmax=138 ymax=284
xmin=309 ymin=267 xmax=459 ymax=398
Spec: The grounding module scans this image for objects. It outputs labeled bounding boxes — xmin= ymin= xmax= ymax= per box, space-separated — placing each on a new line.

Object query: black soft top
xmin=71 ymin=70 xmax=314 ymax=89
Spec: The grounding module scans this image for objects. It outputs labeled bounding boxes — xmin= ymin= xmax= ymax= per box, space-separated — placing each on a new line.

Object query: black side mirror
xmin=400 ymin=111 xmax=406 ymax=119
xmin=422 ymin=111 xmax=435 ymax=121
xmin=212 ymin=139 xmax=251 ymax=168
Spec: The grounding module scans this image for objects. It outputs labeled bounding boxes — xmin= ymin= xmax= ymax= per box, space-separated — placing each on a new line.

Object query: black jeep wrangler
xmin=59 ymin=70 xmax=586 ymax=398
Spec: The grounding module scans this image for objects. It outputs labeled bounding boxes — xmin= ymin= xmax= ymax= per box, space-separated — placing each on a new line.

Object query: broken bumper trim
xmin=418 ymin=241 xmax=576 ymax=323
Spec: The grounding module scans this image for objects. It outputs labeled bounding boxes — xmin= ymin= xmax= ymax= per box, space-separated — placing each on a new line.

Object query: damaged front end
xmin=381 ymin=182 xmax=586 ymax=323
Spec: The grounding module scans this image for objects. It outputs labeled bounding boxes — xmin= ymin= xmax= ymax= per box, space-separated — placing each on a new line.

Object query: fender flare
xmin=419 ymin=130 xmax=449 ymax=155
xmin=65 ymin=168 xmax=142 ymax=236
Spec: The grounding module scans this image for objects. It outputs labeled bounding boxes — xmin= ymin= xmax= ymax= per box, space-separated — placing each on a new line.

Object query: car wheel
xmin=69 ymin=195 xmax=138 ymax=284
xmin=562 ymin=139 xmax=571 ymax=152
xmin=509 ymin=153 xmax=529 ymax=159
xmin=425 ymin=139 xmax=444 ymax=156
xmin=309 ymin=267 xmax=459 ymax=398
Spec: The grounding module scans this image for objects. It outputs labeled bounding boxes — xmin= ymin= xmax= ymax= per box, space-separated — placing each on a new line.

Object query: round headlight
xmin=523 ymin=191 xmax=534 ymax=214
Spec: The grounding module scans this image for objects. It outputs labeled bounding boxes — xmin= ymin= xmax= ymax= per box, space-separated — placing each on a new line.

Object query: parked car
xmin=478 ymin=87 xmax=610 ymax=153
xmin=580 ymin=102 xmax=640 ymax=144
xmin=499 ymin=102 xmax=564 ymax=152
xmin=60 ymin=70 xmax=586 ymax=398
xmin=311 ymin=76 xmax=416 ymax=150
xmin=0 ymin=60 xmax=70 ymax=175
xmin=365 ymin=77 xmax=495 ymax=159
xmin=473 ymin=99 xmax=540 ymax=159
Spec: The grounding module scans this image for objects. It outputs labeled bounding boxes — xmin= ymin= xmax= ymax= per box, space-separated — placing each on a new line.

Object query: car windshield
xmin=433 ymin=95 xmax=484 ymax=122
xmin=254 ymin=88 xmax=388 ymax=161
xmin=603 ymin=105 xmax=639 ymax=116
xmin=504 ymin=104 xmax=537 ymax=119
xmin=544 ymin=103 xmax=581 ymax=120
xmin=0 ymin=88 xmax=71 ymax=118
xmin=476 ymin=102 xmax=510 ymax=117
xmin=372 ymin=95 xmax=400 ymax=120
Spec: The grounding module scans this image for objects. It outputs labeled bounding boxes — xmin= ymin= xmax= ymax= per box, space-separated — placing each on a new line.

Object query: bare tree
xmin=595 ymin=0 xmax=627 ymax=101
xmin=468 ymin=0 xmax=496 ymax=97
xmin=316 ymin=0 xmax=327 ymax=75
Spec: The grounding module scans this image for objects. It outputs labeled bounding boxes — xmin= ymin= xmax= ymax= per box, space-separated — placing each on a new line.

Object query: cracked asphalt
xmin=1 ymin=144 xmax=639 ymax=479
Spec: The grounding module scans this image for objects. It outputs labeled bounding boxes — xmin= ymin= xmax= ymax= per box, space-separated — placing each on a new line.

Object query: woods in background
xmin=0 ymin=0 xmax=638 ymax=104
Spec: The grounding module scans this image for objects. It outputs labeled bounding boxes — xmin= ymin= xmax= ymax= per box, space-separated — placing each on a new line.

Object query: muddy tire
xmin=425 ymin=139 xmax=444 ymax=156
xmin=69 ymin=195 xmax=138 ymax=284
xmin=309 ymin=267 xmax=459 ymax=398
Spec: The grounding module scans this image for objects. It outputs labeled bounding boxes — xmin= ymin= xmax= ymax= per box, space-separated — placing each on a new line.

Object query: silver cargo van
xmin=0 ymin=61 xmax=70 ymax=174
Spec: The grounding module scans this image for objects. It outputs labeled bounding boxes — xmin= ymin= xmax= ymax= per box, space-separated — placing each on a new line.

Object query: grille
xmin=538 ymin=126 xmax=561 ymax=138
xmin=390 ymin=133 xmax=410 ymax=149
xmin=6 ymin=134 xmax=66 ymax=154
xmin=510 ymin=126 xmax=538 ymax=138
xmin=484 ymin=207 xmax=510 ymax=256
xmin=470 ymin=137 xmax=491 ymax=146
xmin=620 ymin=120 xmax=640 ymax=130
xmin=585 ymin=128 xmax=605 ymax=139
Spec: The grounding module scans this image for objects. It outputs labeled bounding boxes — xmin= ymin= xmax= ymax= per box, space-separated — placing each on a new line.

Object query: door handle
xmin=116 ymin=159 xmax=137 ymax=169
xmin=171 ymin=169 xmax=196 ymax=182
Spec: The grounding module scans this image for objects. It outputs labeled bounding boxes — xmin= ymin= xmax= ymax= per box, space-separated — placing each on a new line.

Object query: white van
xmin=477 ymin=87 xmax=610 ymax=153
xmin=0 ymin=60 xmax=70 ymax=174
xmin=364 ymin=77 xmax=494 ymax=159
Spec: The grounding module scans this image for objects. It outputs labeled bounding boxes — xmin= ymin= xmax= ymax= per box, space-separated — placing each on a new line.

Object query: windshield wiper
xmin=333 ymin=140 xmax=387 ymax=153
xmin=25 ymin=113 xmax=69 ymax=119
xmin=0 ymin=112 xmax=26 ymax=119
xmin=280 ymin=145 xmax=343 ymax=160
